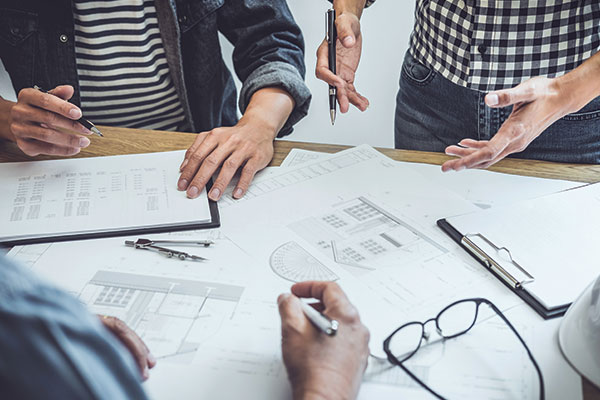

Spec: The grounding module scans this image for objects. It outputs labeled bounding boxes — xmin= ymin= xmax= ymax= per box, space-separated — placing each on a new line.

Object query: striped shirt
xmin=409 ymin=1 xmax=600 ymax=92
xmin=73 ymin=0 xmax=188 ymax=131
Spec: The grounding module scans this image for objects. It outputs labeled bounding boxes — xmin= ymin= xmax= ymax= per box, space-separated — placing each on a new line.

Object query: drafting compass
xmin=125 ymin=238 xmax=213 ymax=261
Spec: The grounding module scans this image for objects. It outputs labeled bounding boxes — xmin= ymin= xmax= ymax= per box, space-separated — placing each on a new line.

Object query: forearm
xmin=0 ymin=97 xmax=16 ymax=142
xmin=332 ymin=0 xmax=367 ymax=18
xmin=556 ymin=51 xmax=600 ymax=114
xmin=238 ymin=87 xmax=295 ymax=138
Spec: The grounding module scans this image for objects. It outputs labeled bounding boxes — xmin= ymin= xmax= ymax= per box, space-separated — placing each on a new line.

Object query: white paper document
xmin=0 ymin=151 xmax=212 ymax=244
xmin=8 ymin=230 xmax=293 ymax=400
xmin=5 ymin=145 xmax=586 ymax=400
xmin=280 ymin=148 xmax=581 ymax=209
xmin=9 ymin=231 xmax=576 ymax=400
xmin=445 ymin=183 xmax=600 ymax=311
xmin=219 ymin=146 xmax=525 ymax=348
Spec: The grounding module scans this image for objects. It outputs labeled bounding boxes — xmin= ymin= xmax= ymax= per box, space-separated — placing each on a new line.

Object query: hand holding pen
xmin=278 ymin=281 xmax=370 ymax=400
xmin=7 ymin=85 xmax=101 ymax=157
xmin=316 ymin=9 xmax=369 ymax=118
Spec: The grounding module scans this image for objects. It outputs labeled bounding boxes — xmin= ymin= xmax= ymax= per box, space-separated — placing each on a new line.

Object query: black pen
xmin=33 ymin=85 xmax=103 ymax=137
xmin=326 ymin=9 xmax=337 ymax=125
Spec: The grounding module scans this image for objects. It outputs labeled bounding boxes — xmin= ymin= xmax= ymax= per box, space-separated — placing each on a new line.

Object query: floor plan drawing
xmin=288 ymin=197 xmax=447 ymax=272
xmin=78 ymin=270 xmax=244 ymax=363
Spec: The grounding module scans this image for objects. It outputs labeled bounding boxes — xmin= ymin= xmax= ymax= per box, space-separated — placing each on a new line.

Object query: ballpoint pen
xmin=326 ymin=8 xmax=337 ymax=125
xmin=33 ymin=85 xmax=103 ymax=137
xmin=300 ymin=301 xmax=339 ymax=336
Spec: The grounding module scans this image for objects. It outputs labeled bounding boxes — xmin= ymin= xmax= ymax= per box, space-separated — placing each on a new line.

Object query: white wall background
xmin=0 ymin=1 xmax=414 ymax=148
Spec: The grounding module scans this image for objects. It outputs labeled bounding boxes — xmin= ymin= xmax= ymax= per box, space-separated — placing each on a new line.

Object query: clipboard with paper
xmin=0 ymin=151 xmax=220 ymax=246
xmin=438 ymin=183 xmax=600 ymax=319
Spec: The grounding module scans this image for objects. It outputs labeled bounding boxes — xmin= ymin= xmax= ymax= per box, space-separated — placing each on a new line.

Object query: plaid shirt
xmin=409 ymin=1 xmax=600 ymax=92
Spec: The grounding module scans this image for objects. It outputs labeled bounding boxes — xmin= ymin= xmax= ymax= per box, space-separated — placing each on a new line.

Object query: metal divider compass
xmin=124 ymin=238 xmax=213 ymax=261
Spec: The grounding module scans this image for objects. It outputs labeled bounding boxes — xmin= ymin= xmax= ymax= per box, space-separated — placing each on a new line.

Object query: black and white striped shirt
xmin=73 ymin=0 xmax=187 ymax=131
xmin=409 ymin=1 xmax=600 ymax=92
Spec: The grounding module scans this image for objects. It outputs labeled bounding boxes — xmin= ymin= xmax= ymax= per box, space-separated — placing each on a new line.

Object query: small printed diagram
xmin=288 ymin=197 xmax=447 ymax=271
xmin=270 ymin=241 xmax=339 ymax=282
xmin=79 ymin=271 xmax=244 ymax=363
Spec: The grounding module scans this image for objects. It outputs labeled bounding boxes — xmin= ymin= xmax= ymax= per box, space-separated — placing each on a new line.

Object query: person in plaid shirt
xmin=318 ymin=1 xmax=600 ymax=170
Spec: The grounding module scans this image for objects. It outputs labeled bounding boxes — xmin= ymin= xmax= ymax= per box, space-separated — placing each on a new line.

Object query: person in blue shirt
xmin=0 ymin=255 xmax=369 ymax=400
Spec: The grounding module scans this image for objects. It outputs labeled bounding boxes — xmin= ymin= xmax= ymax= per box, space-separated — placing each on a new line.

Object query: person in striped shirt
xmin=0 ymin=0 xmax=311 ymax=201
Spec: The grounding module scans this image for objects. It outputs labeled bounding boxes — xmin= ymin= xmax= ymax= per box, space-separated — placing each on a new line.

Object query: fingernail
xmin=487 ymin=93 xmax=499 ymax=106
xmin=187 ymin=186 xmax=199 ymax=198
xmin=277 ymin=293 xmax=290 ymax=305
xmin=69 ymin=108 xmax=82 ymax=119
xmin=143 ymin=366 xmax=149 ymax=380
xmin=342 ymin=36 xmax=354 ymax=47
xmin=178 ymin=179 xmax=188 ymax=191
xmin=209 ymin=188 xmax=221 ymax=201
xmin=148 ymin=353 xmax=156 ymax=365
xmin=179 ymin=159 xmax=188 ymax=172
xmin=79 ymin=137 xmax=90 ymax=148
xmin=457 ymin=166 xmax=466 ymax=172
xmin=40 ymin=123 xmax=49 ymax=129
xmin=233 ymin=188 xmax=243 ymax=199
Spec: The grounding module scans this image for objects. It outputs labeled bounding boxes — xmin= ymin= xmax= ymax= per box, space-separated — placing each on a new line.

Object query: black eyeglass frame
xmin=382 ymin=298 xmax=545 ymax=400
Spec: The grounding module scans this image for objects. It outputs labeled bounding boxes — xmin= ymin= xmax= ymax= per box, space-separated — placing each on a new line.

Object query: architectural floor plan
xmin=79 ymin=270 xmax=244 ymax=363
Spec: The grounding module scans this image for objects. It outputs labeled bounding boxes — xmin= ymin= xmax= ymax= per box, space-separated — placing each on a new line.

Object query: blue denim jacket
xmin=0 ymin=0 xmax=311 ymax=136
xmin=0 ymin=255 xmax=147 ymax=399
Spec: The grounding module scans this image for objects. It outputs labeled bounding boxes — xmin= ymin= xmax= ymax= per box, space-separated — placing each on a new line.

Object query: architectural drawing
xmin=78 ymin=271 xmax=244 ymax=363
xmin=289 ymin=197 xmax=447 ymax=271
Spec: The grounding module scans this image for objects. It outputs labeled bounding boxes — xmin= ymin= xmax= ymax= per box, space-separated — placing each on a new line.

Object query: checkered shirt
xmin=409 ymin=1 xmax=600 ymax=92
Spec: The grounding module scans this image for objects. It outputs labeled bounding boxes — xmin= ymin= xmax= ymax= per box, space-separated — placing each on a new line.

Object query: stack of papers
xmin=5 ymin=145 xmax=585 ymax=400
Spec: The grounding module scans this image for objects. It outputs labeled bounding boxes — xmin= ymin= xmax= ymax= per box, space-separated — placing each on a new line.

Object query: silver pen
xmin=300 ymin=301 xmax=339 ymax=336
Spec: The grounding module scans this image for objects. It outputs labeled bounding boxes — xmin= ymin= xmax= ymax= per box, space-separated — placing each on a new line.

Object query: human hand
xmin=99 ymin=315 xmax=156 ymax=381
xmin=442 ymin=76 xmax=573 ymax=171
xmin=316 ymin=12 xmax=369 ymax=114
xmin=177 ymin=119 xmax=275 ymax=201
xmin=278 ymin=281 xmax=370 ymax=400
xmin=8 ymin=85 xmax=92 ymax=156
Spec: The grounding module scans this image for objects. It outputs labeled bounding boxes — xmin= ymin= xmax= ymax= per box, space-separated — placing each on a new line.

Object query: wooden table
xmin=1 ymin=126 xmax=599 ymax=398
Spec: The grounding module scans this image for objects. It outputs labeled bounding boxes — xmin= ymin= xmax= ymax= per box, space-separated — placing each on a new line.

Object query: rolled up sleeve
xmin=239 ymin=61 xmax=311 ymax=137
xmin=218 ymin=0 xmax=312 ymax=137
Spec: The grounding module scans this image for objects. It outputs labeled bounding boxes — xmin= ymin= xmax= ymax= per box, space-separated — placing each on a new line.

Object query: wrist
xmin=0 ymin=98 xmax=17 ymax=142
xmin=291 ymin=369 xmax=358 ymax=400
xmin=237 ymin=111 xmax=279 ymax=141
xmin=239 ymin=87 xmax=295 ymax=140
xmin=555 ymin=60 xmax=600 ymax=114
xmin=332 ymin=0 xmax=366 ymax=18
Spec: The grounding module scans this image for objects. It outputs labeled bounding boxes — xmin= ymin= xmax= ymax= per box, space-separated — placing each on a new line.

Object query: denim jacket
xmin=0 ymin=0 xmax=311 ymax=136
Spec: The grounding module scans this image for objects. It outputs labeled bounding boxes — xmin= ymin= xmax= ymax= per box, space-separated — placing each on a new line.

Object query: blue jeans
xmin=395 ymin=52 xmax=600 ymax=163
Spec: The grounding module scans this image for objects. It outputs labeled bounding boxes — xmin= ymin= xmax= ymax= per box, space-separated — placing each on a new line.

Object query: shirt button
xmin=478 ymin=44 xmax=487 ymax=54
xmin=59 ymin=34 xmax=69 ymax=43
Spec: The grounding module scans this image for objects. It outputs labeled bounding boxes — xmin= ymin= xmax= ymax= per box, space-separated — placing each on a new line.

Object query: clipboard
xmin=437 ymin=218 xmax=568 ymax=319
xmin=1 ymin=180 xmax=220 ymax=247
xmin=0 ymin=151 xmax=221 ymax=247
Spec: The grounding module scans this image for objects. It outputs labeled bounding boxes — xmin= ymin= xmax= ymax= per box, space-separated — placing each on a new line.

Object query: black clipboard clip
xmin=461 ymin=233 xmax=535 ymax=289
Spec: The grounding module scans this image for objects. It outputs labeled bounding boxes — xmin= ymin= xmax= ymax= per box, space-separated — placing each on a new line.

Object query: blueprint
xmin=280 ymin=148 xmax=581 ymax=209
xmin=6 ymin=145 xmax=584 ymax=400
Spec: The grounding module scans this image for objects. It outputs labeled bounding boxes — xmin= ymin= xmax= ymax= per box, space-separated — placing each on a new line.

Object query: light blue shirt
xmin=0 ymin=256 xmax=148 ymax=400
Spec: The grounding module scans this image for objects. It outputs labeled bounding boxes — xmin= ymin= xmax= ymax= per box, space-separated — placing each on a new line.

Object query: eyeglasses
xmin=382 ymin=298 xmax=545 ymax=400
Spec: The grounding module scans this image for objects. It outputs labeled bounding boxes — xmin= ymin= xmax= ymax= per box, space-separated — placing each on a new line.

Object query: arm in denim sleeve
xmin=217 ymin=0 xmax=311 ymax=137
xmin=0 ymin=257 xmax=148 ymax=400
